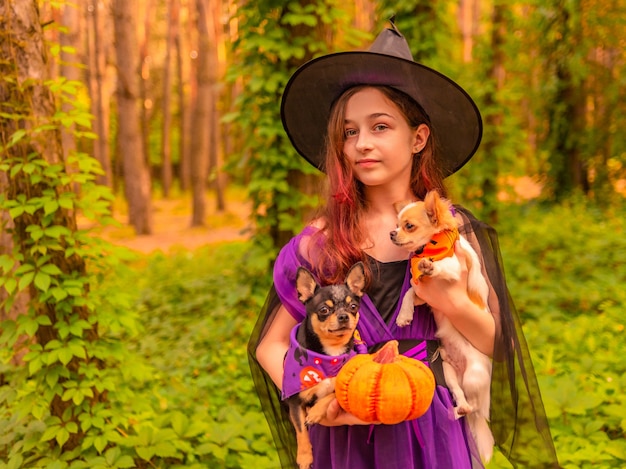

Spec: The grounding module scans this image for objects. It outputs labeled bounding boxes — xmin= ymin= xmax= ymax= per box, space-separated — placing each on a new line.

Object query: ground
xmin=83 ymin=194 xmax=252 ymax=254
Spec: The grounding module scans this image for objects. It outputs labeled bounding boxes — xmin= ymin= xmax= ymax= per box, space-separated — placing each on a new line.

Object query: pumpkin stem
xmin=373 ymin=340 xmax=399 ymax=364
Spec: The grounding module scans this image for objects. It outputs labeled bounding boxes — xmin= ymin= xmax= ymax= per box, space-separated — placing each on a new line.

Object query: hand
xmin=414 ymin=241 xmax=496 ymax=356
xmin=413 ymin=241 xmax=472 ymax=316
xmin=319 ymin=398 xmax=379 ymax=426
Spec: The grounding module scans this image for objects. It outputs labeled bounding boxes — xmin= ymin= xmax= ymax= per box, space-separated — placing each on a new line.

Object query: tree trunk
xmin=60 ymin=3 xmax=80 ymax=163
xmin=480 ymin=1 xmax=506 ymax=224
xmin=176 ymin=26 xmax=191 ymax=192
xmin=86 ymin=0 xmax=112 ymax=186
xmin=0 ymin=0 xmax=104 ymax=448
xmin=112 ymin=0 xmax=153 ymax=234
xmin=0 ymin=172 xmax=30 ymax=365
xmin=139 ymin=0 xmax=153 ymax=172
xmin=206 ymin=0 xmax=225 ymax=211
xmin=459 ymin=0 xmax=479 ymax=63
xmin=547 ymin=3 xmax=589 ymax=199
xmin=268 ymin=1 xmax=329 ymax=248
xmin=190 ymin=0 xmax=212 ymax=226
xmin=161 ymin=0 xmax=178 ymax=198
xmin=177 ymin=0 xmax=195 ymax=193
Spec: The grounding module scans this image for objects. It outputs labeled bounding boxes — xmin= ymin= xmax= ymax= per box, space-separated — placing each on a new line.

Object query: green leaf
xmin=40 ymin=263 xmax=63 ymax=275
xmin=50 ymin=287 xmax=68 ymax=301
xmin=94 ymin=435 xmax=107 ymax=453
xmin=56 ymin=427 xmax=70 ymax=447
xmin=44 ymin=226 xmax=69 ymax=239
xmin=115 ymin=456 xmax=135 ymax=468
xmin=136 ymin=446 xmax=154 ymax=461
xmin=58 ymin=347 xmax=74 ymax=366
xmin=7 ymin=454 xmax=24 ymax=469
xmin=66 ymin=421 xmax=78 ymax=433
xmin=34 ymin=272 xmax=51 ymax=292
xmin=22 ymin=317 xmax=39 ymax=337
xmin=10 ymin=129 xmax=26 ymax=146
xmin=28 ymin=355 xmax=43 ymax=375
xmin=37 ymin=314 xmax=52 ymax=326
xmin=0 ymin=254 xmax=15 ymax=273
xmin=40 ymin=425 xmax=60 ymax=442
xmin=104 ymin=446 xmax=121 ymax=465
xmin=18 ymin=271 xmax=35 ymax=291
xmin=4 ymin=277 xmax=17 ymax=294
xmin=9 ymin=205 xmax=25 ymax=218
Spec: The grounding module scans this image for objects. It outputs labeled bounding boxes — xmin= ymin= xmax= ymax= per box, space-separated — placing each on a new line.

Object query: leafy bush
xmin=495 ymin=198 xmax=626 ymax=468
xmin=5 ymin=194 xmax=622 ymax=468
xmin=117 ymin=199 xmax=626 ymax=469
xmin=118 ymin=242 xmax=278 ymax=468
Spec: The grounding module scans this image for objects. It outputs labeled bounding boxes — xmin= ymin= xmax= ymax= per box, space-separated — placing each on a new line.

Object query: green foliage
xmin=516 ymin=0 xmax=626 ymax=200
xmin=116 ymin=243 xmax=276 ymax=468
xmin=377 ymin=1 xmax=459 ymax=68
xmin=225 ymin=0 xmax=368 ymax=263
xmin=494 ymin=198 xmax=626 ymax=468
xmin=0 ymin=28 xmax=147 ymax=467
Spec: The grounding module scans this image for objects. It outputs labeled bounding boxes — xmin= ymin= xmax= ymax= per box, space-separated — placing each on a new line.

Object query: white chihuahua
xmin=390 ymin=190 xmax=494 ymax=463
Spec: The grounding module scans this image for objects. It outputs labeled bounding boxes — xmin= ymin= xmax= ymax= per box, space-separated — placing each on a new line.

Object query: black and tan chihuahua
xmin=282 ymin=262 xmax=365 ymax=469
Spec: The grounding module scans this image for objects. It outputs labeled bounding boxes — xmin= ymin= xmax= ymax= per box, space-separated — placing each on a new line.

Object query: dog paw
xmin=396 ymin=312 xmax=414 ymax=327
xmin=305 ymin=407 xmax=325 ymax=426
xmin=297 ymin=455 xmax=313 ymax=469
xmin=418 ymin=258 xmax=434 ymax=276
xmin=454 ymin=403 xmax=474 ymax=419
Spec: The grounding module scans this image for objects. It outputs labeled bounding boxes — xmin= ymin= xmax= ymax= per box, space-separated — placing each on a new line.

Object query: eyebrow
xmin=344 ymin=112 xmax=397 ymax=123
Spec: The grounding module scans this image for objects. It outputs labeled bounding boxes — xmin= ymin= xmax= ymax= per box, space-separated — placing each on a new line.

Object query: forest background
xmin=0 ymin=0 xmax=625 ymax=468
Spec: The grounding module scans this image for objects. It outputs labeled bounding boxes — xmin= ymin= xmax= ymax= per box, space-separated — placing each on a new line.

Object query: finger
xmin=326 ymin=398 xmax=340 ymax=420
xmin=454 ymin=240 xmax=465 ymax=259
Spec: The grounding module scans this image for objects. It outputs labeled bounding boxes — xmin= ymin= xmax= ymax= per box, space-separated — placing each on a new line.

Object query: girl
xmin=248 ymin=22 xmax=560 ymax=469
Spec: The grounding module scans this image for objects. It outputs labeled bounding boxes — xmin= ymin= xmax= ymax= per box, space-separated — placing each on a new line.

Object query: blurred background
xmin=0 ymin=1 xmax=625 ymax=468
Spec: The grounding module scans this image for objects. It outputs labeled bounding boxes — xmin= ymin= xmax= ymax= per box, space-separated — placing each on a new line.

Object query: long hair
xmin=312 ymin=85 xmax=447 ymax=285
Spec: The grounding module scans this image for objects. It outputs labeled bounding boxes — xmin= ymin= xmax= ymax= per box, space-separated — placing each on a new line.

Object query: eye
xmin=405 ymin=222 xmax=415 ymax=231
xmin=344 ymin=128 xmax=357 ymax=138
xmin=373 ymin=123 xmax=388 ymax=132
xmin=349 ymin=303 xmax=359 ymax=312
xmin=318 ymin=306 xmax=330 ymax=317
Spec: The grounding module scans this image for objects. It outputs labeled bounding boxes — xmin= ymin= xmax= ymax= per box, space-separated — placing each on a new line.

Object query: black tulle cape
xmin=247 ymin=206 xmax=560 ymax=468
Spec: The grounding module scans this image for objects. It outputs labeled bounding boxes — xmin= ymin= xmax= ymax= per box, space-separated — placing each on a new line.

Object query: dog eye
xmin=318 ymin=306 xmax=330 ymax=316
xmin=404 ymin=222 xmax=415 ymax=232
xmin=349 ymin=303 xmax=359 ymax=312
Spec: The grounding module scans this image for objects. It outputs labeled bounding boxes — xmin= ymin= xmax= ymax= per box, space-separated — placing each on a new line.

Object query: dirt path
xmin=84 ymin=196 xmax=252 ymax=254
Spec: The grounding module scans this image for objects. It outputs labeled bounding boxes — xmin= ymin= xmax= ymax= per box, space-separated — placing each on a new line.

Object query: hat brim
xmin=281 ymin=51 xmax=482 ymax=176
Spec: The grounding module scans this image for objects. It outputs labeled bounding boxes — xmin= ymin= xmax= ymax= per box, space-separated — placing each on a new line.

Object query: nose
xmin=390 ymin=230 xmax=397 ymax=241
xmin=337 ymin=312 xmax=349 ymax=323
xmin=355 ymin=132 xmax=373 ymax=152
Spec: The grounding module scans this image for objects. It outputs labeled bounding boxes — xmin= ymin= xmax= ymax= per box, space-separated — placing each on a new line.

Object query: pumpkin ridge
xmin=335 ymin=343 xmax=436 ymax=424
xmin=361 ymin=361 xmax=383 ymax=422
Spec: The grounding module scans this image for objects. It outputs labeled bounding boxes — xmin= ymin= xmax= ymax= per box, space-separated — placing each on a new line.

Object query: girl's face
xmin=342 ymin=87 xmax=429 ymax=190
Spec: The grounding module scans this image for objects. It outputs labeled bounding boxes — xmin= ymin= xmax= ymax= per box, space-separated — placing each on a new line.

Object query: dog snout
xmin=336 ymin=312 xmax=349 ymax=323
xmin=390 ymin=230 xmax=397 ymax=241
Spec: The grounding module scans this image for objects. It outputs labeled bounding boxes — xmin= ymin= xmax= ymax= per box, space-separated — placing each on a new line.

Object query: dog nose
xmin=390 ymin=230 xmax=397 ymax=241
xmin=337 ymin=312 xmax=349 ymax=323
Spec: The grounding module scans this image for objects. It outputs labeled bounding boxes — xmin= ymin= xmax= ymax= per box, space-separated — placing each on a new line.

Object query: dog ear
xmin=424 ymin=190 xmax=441 ymax=225
xmin=425 ymin=190 xmax=454 ymax=228
xmin=296 ymin=267 xmax=318 ymax=303
xmin=393 ymin=200 xmax=412 ymax=214
xmin=345 ymin=262 xmax=366 ymax=297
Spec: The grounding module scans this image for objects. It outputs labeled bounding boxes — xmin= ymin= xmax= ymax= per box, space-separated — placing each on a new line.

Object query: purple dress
xmin=273 ymin=226 xmax=482 ymax=469
xmin=249 ymin=209 xmax=560 ymax=469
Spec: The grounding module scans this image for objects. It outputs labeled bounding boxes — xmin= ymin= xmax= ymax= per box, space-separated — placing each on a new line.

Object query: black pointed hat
xmin=280 ymin=21 xmax=482 ymax=176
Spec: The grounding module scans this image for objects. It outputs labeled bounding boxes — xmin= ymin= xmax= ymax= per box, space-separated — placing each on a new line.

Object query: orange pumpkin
xmin=335 ymin=340 xmax=436 ymax=424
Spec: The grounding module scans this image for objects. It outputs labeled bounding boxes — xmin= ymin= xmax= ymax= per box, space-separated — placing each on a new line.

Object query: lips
xmin=356 ymin=158 xmax=380 ymax=167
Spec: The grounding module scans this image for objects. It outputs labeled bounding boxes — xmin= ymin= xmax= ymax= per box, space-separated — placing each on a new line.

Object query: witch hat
xmin=280 ymin=20 xmax=482 ymax=176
